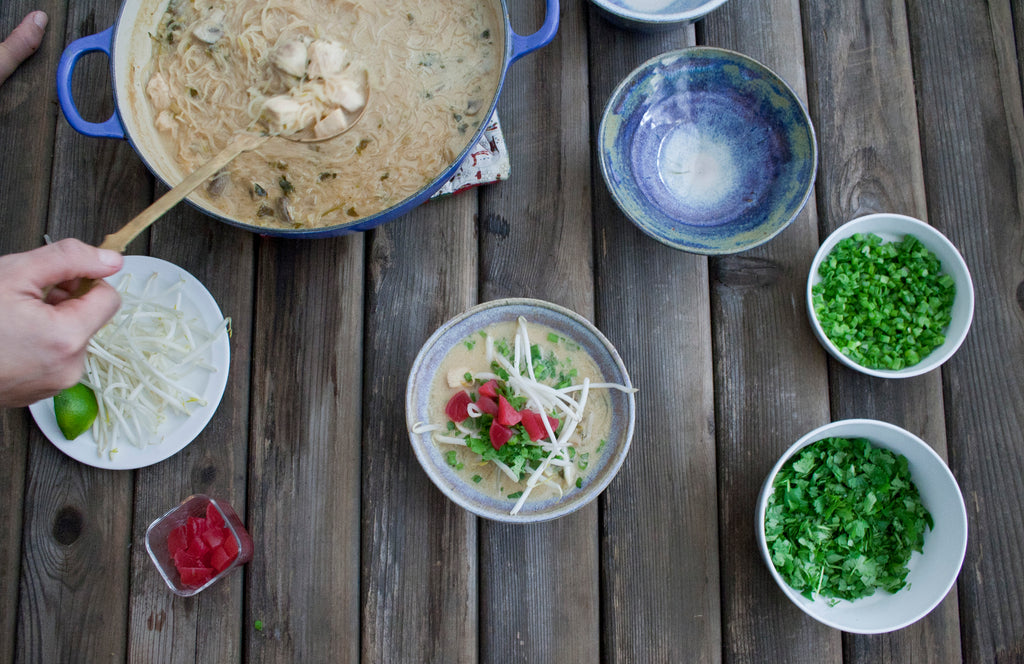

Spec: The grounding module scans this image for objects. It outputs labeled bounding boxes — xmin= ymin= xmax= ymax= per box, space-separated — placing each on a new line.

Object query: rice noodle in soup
xmin=146 ymin=0 xmax=503 ymax=229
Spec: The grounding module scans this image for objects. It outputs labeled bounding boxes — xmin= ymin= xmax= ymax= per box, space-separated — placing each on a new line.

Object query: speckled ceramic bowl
xmin=405 ymin=299 xmax=636 ymax=523
xmin=598 ymin=47 xmax=817 ymax=254
xmin=590 ymin=0 xmax=729 ymax=31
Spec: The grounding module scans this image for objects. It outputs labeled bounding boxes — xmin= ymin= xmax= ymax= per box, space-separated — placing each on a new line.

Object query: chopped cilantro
xmin=472 ymin=475 xmax=482 ymax=484
xmin=764 ymin=436 xmax=933 ymax=601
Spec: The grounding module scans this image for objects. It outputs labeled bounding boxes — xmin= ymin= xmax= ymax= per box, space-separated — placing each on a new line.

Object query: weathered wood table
xmin=2 ymin=0 xmax=1022 ymax=661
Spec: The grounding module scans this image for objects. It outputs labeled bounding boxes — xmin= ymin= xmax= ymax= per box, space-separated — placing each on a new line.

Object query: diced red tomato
xmin=186 ymin=515 xmax=204 ymax=541
xmin=478 ymin=380 xmax=499 ymax=398
xmin=201 ymin=525 xmax=227 ymax=550
xmin=489 ymin=422 xmax=514 ymax=450
xmin=475 ymin=395 xmax=498 ymax=416
xmin=167 ymin=502 xmax=245 ymax=589
xmin=167 ymin=525 xmax=188 ymax=556
xmin=205 ymin=502 xmax=225 ymax=530
xmin=208 ymin=545 xmax=236 ymax=574
xmin=221 ymin=532 xmax=240 ymax=559
xmin=520 ymin=409 xmax=559 ymax=441
xmin=445 ymin=391 xmax=472 ymax=423
xmin=496 ymin=395 xmax=522 ymax=427
xmin=173 ymin=549 xmax=202 ymax=570
xmin=178 ymin=566 xmax=214 ymax=588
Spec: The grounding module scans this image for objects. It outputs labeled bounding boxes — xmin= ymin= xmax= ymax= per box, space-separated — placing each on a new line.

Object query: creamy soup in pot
xmin=145 ymin=0 xmax=503 ymax=229
xmin=416 ymin=318 xmax=621 ymax=514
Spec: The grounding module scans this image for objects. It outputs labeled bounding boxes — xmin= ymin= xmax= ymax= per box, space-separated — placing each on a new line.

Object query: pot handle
xmin=56 ymin=27 xmax=126 ymax=140
xmin=508 ymin=0 xmax=560 ymax=63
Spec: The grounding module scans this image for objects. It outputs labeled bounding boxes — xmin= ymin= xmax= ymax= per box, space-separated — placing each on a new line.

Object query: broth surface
xmin=146 ymin=0 xmax=503 ymax=228
xmin=428 ymin=320 xmax=613 ymax=505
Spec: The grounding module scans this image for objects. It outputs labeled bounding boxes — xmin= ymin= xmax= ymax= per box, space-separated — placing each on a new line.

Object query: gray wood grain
xmin=244 ymin=235 xmax=363 ymax=663
xmin=704 ymin=1 xmax=840 ymax=661
xmin=13 ymin=0 xmax=150 ymax=660
xmin=0 ymin=0 xmax=62 ymax=659
xmin=801 ymin=1 xmax=962 ymax=662
xmin=361 ymin=195 xmax=479 ymax=664
xmin=907 ymin=0 xmax=1024 ymax=661
xmin=475 ymin=0 xmax=600 ymax=661
xmin=586 ymin=12 xmax=726 ymax=663
xmin=126 ymin=205 xmax=255 ymax=663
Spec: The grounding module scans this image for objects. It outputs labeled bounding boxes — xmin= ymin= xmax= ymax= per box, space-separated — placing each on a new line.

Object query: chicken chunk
xmin=155 ymin=110 xmax=176 ymax=133
xmin=323 ymin=75 xmax=366 ymax=113
xmin=307 ymin=40 xmax=347 ymax=79
xmin=272 ymin=39 xmax=309 ymax=79
xmin=313 ymin=108 xmax=349 ymax=139
xmin=261 ymin=95 xmax=313 ymax=134
xmin=146 ymin=73 xmax=172 ymax=111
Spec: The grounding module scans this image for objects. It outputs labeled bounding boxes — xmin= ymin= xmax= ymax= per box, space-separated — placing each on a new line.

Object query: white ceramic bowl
xmin=755 ymin=419 xmax=968 ymax=634
xmin=807 ymin=213 xmax=974 ymax=378
xmin=589 ymin=0 xmax=729 ymax=31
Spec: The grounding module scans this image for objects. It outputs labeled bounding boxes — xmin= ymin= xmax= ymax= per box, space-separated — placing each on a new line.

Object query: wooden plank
xmin=702 ymin=1 xmax=841 ymax=661
xmin=14 ymin=0 xmax=152 ymax=660
xmin=799 ymin=1 xmax=962 ymax=661
xmin=476 ymin=0 xmax=599 ymax=661
xmin=244 ymin=234 xmax=363 ymax=662
xmin=125 ymin=205 xmax=255 ymax=663
xmin=586 ymin=13 xmax=725 ymax=663
xmin=906 ymin=0 xmax=1024 ymax=661
xmin=361 ymin=195 xmax=478 ymax=663
xmin=0 ymin=0 xmax=62 ymax=659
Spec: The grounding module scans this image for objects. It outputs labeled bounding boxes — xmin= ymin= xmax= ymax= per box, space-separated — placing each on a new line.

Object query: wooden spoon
xmin=100 ymin=74 xmax=370 ymax=252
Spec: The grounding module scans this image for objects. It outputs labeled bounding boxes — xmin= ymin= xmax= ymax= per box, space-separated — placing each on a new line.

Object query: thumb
xmin=53 ymin=278 xmax=123 ymax=341
xmin=0 ymin=11 xmax=47 ymax=86
xmin=19 ymin=239 xmax=123 ymax=294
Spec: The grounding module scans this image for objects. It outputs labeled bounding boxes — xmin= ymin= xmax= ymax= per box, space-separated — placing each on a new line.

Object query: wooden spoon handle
xmin=99 ymin=132 xmax=269 ymax=252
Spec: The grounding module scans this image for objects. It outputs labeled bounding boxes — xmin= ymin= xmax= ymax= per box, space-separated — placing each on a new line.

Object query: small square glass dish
xmin=145 ymin=494 xmax=253 ymax=597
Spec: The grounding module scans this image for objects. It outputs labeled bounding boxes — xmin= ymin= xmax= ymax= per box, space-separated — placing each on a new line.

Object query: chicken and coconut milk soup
xmin=146 ymin=0 xmax=502 ymax=228
xmin=412 ymin=318 xmax=634 ymax=516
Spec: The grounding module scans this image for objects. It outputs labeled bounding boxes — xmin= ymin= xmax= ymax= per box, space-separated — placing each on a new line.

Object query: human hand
xmin=0 ymin=10 xmax=47 ymax=87
xmin=0 ymin=239 xmax=123 ymax=408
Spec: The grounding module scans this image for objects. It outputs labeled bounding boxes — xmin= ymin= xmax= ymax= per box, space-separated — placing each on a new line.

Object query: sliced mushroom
xmin=206 ymin=170 xmax=230 ymax=196
xmin=275 ymin=197 xmax=295 ymax=225
xmin=192 ymin=9 xmax=226 ymax=44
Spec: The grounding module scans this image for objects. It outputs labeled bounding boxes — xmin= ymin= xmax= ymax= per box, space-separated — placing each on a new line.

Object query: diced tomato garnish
xmin=475 ymin=395 xmax=498 ymax=416
xmin=496 ymin=395 xmax=522 ymax=427
xmin=167 ymin=525 xmax=188 ymax=556
xmin=445 ymin=391 xmax=472 ymax=423
xmin=478 ymin=380 xmax=499 ymax=398
xmin=520 ymin=409 xmax=559 ymax=441
xmin=221 ymin=532 xmax=240 ymax=559
xmin=173 ymin=549 xmax=202 ymax=570
xmin=186 ymin=515 xmax=205 ymax=541
xmin=205 ymin=502 xmax=225 ymax=530
xmin=489 ymin=422 xmax=514 ymax=450
xmin=208 ymin=545 xmax=237 ymax=574
xmin=202 ymin=526 xmax=227 ymax=550
xmin=178 ymin=566 xmax=214 ymax=588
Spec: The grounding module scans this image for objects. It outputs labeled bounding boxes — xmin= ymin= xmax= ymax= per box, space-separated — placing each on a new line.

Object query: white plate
xmin=29 ymin=255 xmax=231 ymax=470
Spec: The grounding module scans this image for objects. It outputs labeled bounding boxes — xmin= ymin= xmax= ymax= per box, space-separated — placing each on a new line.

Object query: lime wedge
xmin=53 ymin=383 xmax=98 ymax=440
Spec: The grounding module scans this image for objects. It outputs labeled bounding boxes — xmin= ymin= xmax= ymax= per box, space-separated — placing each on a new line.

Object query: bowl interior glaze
xmin=599 ymin=47 xmax=817 ymax=254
